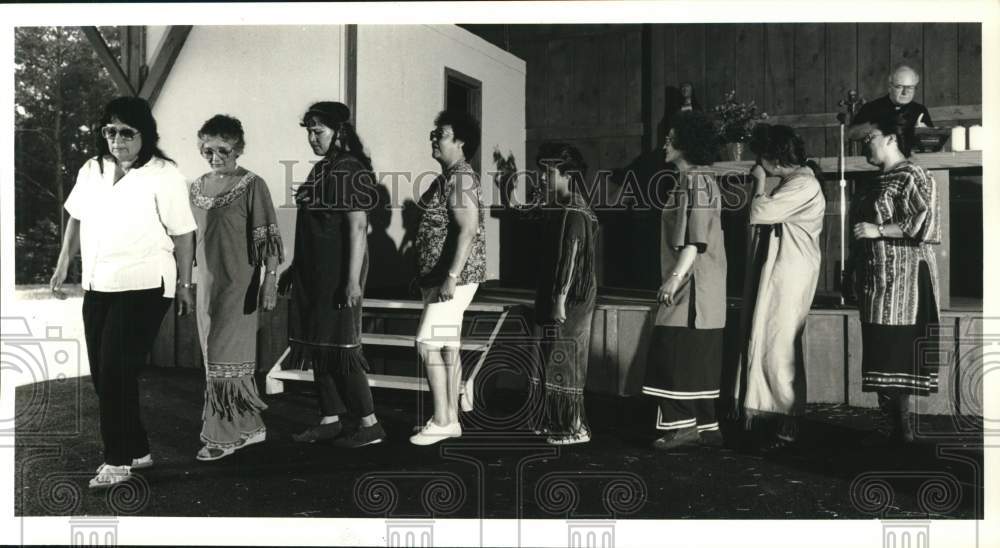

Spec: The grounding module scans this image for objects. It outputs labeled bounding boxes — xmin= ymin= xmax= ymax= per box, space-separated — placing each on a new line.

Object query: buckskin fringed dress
xmin=852 ymin=160 xmax=941 ymax=396
xmin=191 ymin=167 xmax=282 ymax=450
xmin=284 ymin=151 xmax=379 ymax=418
xmin=735 ymin=170 xmax=825 ymax=436
xmin=532 ymin=197 xmax=599 ymax=436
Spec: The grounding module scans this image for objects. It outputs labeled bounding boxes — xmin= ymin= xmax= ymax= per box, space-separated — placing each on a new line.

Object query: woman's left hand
xmin=657 ymin=276 xmax=683 ymax=306
xmin=261 ymin=279 xmax=278 ymax=311
xmin=176 ymin=286 xmax=194 ymax=316
xmin=852 ymin=222 xmax=880 ymax=240
xmin=343 ymin=281 xmax=364 ymax=308
xmin=437 ymin=276 xmax=457 ymax=302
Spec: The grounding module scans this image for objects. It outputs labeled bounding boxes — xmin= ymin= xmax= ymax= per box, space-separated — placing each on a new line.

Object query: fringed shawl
xmin=191 ymin=169 xmax=284 ymax=267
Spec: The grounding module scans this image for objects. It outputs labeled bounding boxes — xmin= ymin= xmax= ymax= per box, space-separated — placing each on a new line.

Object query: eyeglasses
xmin=429 ymin=129 xmax=455 ymax=142
xmin=889 ymin=83 xmax=917 ymax=93
xmin=861 ymin=132 xmax=882 ymax=146
xmin=200 ymin=146 xmax=236 ymax=160
xmin=101 ymin=125 xmax=140 ymax=141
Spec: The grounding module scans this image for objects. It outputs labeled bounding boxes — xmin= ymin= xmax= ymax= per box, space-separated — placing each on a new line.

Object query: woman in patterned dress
xmin=190 ymin=114 xmax=281 ymax=461
xmin=849 ymin=112 xmax=942 ymax=445
xmin=409 ymin=110 xmax=487 ymax=445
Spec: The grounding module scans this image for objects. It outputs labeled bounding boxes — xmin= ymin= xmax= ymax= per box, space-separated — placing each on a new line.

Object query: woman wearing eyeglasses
xmin=641 ymin=110 xmax=727 ymax=451
xmin=847 ymin=112 xmax=941 ymax=445
xmin=409 ymin=110 xmax=487 ymax=445
xmin=50 ymin=96 xmax=197 ymax=488
xmin=278 ymin=101 xmax=386 ymax=448
xmin=188 ymin=114 xmax=282 ymax=461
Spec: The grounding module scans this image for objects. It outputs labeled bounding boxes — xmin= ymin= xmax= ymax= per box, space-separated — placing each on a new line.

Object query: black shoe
xmin=331 ymin=423 xmax=386 ymax=448
xmin=292 ymin=422 xmax=343 ymax=443
xmin=698 ymin=430 xmax=725 ymax=448
xmin=652 ymin=426 xmax=699 ymax=451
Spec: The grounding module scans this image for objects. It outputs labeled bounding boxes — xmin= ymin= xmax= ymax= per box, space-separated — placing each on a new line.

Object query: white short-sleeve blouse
xmin=64 ymin=156 xmax=197 ymax=298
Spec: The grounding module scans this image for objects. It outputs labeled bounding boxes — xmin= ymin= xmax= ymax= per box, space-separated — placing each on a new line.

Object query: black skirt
xmin=861 ymin=261 xmax=940 ymax=396
xmin=643 ymin=326 xmax=724 ymax=397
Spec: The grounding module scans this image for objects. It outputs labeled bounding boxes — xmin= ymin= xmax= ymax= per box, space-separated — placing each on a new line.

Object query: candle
xmin=968 ymin=125 xmax=983 ymax=150
xmin=951 ymin=126 xmax=967 ymax=151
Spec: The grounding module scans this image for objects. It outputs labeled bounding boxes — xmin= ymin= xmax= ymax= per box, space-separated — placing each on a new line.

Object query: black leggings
xmin=82 ymin=287 xmax=171 ymax=465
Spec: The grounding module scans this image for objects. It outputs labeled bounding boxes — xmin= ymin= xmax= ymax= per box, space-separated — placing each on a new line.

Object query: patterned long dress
xmin=850 ymin=160 xmax=941 ymax=396
xmin=191 ymin=167 xmax=283 ymax=449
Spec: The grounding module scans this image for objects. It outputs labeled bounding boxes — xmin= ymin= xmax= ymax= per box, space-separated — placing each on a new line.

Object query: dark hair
xmin=302 ymin=104 xmax=373 ymax=171
xmin=95 ymin=96 xmax=173 ymax=170
xmin=748 ymin=123 xmax=824 ymax=181
xmin=434 ymin=110 xmax=481 ymax=159
xmin=198 ymin=114 xmax=246 ymax=151
xmin=671 ymin=110 xmax=717 ymax=166
xmin=536 ymin=142 xmax=589 ymax=194
xmin=873 ymin=111 xmax=915 ymax=158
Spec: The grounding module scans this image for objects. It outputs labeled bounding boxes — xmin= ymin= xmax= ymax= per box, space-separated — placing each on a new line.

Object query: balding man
xmin=851 ymin=64 xmax=933 ymax=132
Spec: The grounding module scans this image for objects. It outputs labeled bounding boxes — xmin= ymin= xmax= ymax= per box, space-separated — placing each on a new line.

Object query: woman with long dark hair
xmin=849 ymin=112 xmax=942 ymax=445
xmin=734 ymin=124 xmax=826 ymax=452
xmin=278 ymin=101 xmax=385 ymax=447
xmin=50 ymin=96 xmax=196 ymax=488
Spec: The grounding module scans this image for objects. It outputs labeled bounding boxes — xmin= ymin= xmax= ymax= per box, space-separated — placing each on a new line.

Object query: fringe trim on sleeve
xmin=249 ymin=224 xmax=285 ymax=266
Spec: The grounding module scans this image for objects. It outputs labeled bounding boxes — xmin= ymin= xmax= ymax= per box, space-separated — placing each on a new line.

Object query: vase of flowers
xmin=711 ymin=90 xmax=767 ymax=161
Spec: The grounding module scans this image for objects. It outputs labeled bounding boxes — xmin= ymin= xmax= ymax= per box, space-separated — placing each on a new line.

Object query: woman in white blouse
xmin=50 ymin=97 xmax=197 ymax=489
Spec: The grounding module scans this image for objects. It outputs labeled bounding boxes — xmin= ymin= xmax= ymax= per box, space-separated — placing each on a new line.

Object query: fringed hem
xmin=286 ymin=342 xmax=370 ymax=375
xmin=249 ymin=227 xmax=284 ymax=266
xmin=204 ymin=375 xmax=268 ymax=422
xmin=543 ymin=385 xmax=588 ymax=436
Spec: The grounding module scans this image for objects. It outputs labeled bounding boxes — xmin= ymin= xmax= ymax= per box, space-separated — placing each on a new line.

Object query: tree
xmin=14 ymin=26 xmax=121 ymax=284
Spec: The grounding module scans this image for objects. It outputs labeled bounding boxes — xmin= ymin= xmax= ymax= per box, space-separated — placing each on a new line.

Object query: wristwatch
xmin=447 ymin=271 xmax=459 ymax=279
xmin=877 ymin=224 xmax=885 ymax=237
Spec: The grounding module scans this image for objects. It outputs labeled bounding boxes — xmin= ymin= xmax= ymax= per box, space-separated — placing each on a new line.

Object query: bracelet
xmin=177 ymin=282 xmax=194 ymax=289
xmin=447 ymin=271 xmax=459 ymax=279
xmin=670 ymin=272 xmax=682 ymax=278
xmin=266 ymin=270 xmax=277 ymax=276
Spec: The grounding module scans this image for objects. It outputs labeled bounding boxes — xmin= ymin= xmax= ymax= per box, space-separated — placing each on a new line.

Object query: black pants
xmin=82 ymin=287 xmax=171 ymax=465
xmin=313 ymin=347 xmax=375 ymax=418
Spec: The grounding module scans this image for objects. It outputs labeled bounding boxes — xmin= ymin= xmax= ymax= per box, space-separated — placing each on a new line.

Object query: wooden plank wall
xmin=464 ymin=23 xmax=982 ymax=292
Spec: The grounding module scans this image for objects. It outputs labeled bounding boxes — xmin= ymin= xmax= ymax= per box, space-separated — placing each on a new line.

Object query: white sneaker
xmin=89 ymin=464 xmax=131 ymax=489
xmin=409 ymin=419 xmax=461 ymax=446
xmin=95 ymin=454 xmax=153 ymax=473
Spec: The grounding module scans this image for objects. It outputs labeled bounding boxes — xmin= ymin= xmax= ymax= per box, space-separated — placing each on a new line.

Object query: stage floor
xmin=15 ymin=367 xmax=983 ymax=519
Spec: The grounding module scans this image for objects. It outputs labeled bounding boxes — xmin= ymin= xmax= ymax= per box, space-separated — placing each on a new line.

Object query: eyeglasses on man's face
xmin=101 ymin=125 xmax=140 ymax=142
xmin=889 ymin=83 xmax=917 ymax=93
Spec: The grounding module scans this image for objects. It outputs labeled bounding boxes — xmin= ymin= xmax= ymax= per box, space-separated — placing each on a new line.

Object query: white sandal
xmin=89 ymin=464 xmax=131 ymax=489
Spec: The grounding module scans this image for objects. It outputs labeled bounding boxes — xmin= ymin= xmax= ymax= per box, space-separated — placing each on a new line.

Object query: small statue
xmin=838 ymin=90 xmax=865 ymax=155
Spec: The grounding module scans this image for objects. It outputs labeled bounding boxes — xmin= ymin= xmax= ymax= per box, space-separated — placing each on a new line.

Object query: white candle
xmin=951 ymin=126 xmax=967 ymax=151
xmin=968 ymin=125 xmax=983 ymax=150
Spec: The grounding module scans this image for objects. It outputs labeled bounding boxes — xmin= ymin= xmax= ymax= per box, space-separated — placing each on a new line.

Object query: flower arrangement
xmin=711 ymin=90 xmax=768 ymax=143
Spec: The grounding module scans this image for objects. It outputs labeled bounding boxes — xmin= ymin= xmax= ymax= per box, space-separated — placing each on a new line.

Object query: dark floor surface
xmin=15 ymin=367 xmax=984 ymax=519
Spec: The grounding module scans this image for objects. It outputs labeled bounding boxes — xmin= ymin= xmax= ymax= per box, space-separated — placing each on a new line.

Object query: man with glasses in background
xmin=850 ymin=64 xmax=934 ymax=135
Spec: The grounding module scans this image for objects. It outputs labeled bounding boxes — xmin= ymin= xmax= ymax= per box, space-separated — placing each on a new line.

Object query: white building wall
xmin=357 ymin=25 xmax=526 ymax=281
xmin=150 ymin=25 xmax=347 ymax=248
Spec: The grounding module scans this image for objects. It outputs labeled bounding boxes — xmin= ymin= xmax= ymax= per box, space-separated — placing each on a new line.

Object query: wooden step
xmin=361 ymin=332 xmax=490 ymax=351
xmin=266 ymin=368 xmax=430 ymax=392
